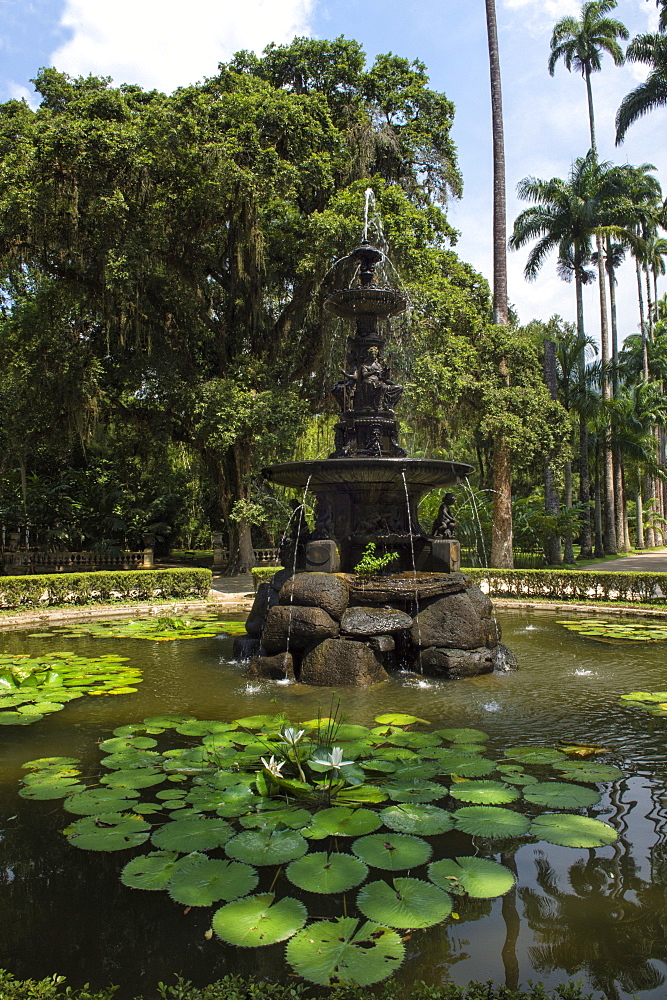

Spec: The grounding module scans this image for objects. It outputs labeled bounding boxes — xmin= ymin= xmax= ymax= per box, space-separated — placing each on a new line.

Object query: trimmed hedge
xmin=0 ymin=569 xmax=212 ymax=609
xmin=466 ymin=567 xmax=667 ymax=604
xmin=0 ymin=971 xmax=597 ymax=1000
xmin=252 ymin=566 xmax=285 ymax=590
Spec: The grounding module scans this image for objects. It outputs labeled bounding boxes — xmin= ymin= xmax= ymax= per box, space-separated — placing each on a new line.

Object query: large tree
xmin=485 ymin=0 xmax=514 ymax=568
xmin=0 ymin=41 xmax=470 ymax=570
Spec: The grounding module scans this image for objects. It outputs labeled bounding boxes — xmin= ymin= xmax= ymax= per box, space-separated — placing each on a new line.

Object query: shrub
xmin=0 ymin=569 xmax=212 ymax=609
xmin=251 ymin=566 xmax=285 ymax=590
xmin=465 ymin=567 xmax=667 ymax=604
xmin=0 ymin=971 xmax=597 ymax=1000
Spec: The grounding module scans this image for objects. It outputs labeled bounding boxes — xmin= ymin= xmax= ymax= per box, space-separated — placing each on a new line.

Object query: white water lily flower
xmin=260 ymin=755 xmax=285 ymax=777
xmin=280 ymin=727 xmax=305 ymax=747
xmin=310 ymin=746 xmax=353 ymax=772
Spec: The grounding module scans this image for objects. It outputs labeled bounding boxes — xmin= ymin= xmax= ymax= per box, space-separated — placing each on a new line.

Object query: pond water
xmin=1 ymin=608 xmax=667 ymax=999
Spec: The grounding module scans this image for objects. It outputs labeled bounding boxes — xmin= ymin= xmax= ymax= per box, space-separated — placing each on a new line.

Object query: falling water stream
xmin=285 ymin=474 xmax=313 ymax=657
xmin=401 ymin=470 xmax=423 ymax=670
xmin=462 ymin=478 xmax=489 ymax=567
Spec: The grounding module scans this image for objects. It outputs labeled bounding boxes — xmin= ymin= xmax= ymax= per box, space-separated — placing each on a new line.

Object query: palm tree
xmin=549 ymin=0 xmax=628 ymax=152
xmin=485 ymin=0 xmax=513 ymax=569
xmin=616 ymin=31 xmax=667 ymax=143
xmin=510 ymin=153 xmax=616 ymax=556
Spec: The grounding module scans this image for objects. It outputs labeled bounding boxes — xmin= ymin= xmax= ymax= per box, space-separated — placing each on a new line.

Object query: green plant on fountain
xmin=19 ymin=710 xmax=623 ymax=987
xmin=353 ymin=543 xmax=400 ymax=577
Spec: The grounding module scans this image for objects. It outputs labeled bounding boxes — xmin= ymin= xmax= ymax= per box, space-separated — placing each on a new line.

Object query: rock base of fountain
xmin=236 ymin=570 xmax=517 ymax=686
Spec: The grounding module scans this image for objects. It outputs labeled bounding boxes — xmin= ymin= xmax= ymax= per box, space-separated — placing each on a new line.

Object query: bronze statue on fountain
xmin=238 ymin=237 xmax=517 ymax=685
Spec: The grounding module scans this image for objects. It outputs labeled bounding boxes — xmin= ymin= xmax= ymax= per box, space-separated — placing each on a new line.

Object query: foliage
xmin=0 ymin=651 xmax=139 ymax=727
xmin=619 ymin=689 xmax=667 ymax=717
xmin=558 ymin=618 xmax=667 ymax=641
xmin=353 ymin=543 xmax=400 ymax=576
xmin=465 ymin=567 xmax=667 ymax=603
xmin=251 ymin=567 xmax=285 ymax=590
xmin=21 ymin=712 xmax=620 ymax=987
xmin=40 ymin=614 xmax=227 ymax=641
xmin=0 ymin=569 xmax=211 ymax=608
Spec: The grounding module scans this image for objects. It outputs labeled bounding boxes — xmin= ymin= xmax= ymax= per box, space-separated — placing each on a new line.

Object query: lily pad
xmin=151 ymin=816 xmax=233 ymax=851
xmin=356 ymin=877 xmax=452 ymax=928
xmin=304 ymin=806 xmax=381 ymax=839
xmin=224 ymin=829 xmax=308 ymax=866
xmin=380 ymin=804 xmax=453 ymax=836
xmin=374 ymin=714 xmax=429 ymax=727
xmin=212 ymin=893 xmax=306 ymax=947
xmin=453 ymin=806 xmax=531 ymax=839
xmin=167 ymin=853 xmax=258 ymax=906
xmin=435 ymin=728 xmax=489 ymax=743
xmin=503 ymin=746 xmax=568 ymax=765
xmin=285 ymin=917 xmax=404 ymax=986
xmin=530 ymin=813 xmax=617 ymax=847
xmin=552 ymin=761 xmax=623 ymax=782
xmin=286 ymin=852 xmax=368 ymax=893
xmin=65 ymin=814 xmax=151 ymax=851
xmin=522 ymin=782 xmax=600 ymax=810
xmin=63 ymin=788 xmax=141 ymax=815
xmin=351 ymin=833 xmax=432 ymax=870
xmin=121 ymin=851 xmax=180 ymax=890
xmin=448 ymin=780 xmax=520 ymax=805
xmin=428 ymin=855 xmax=515 ymax=897
xmin=385 ymin=779 xmax=445 ymax=803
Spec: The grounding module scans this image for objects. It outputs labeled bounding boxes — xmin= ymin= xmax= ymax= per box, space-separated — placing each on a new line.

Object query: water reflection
xmin=2 ymin=610 xmax=667 ymax=997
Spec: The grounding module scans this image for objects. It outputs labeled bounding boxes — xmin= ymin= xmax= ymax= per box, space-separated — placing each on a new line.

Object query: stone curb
xmin=493 ymin=599 xmax=667 ymax=618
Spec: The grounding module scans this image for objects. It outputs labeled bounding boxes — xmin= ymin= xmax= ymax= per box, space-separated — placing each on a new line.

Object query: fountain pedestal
xmin=237 ymin=239 xmax=516 ymax=684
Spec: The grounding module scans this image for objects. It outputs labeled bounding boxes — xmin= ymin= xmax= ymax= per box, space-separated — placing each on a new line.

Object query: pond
xmin=1 ymin=608 xmax=667 ymax=999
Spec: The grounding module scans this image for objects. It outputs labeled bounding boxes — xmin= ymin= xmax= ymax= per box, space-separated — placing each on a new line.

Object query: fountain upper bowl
xmin=324 ymin=288 xmax=408 ymax=319
xmin=262 ymin=457 xmax=473 ymax=491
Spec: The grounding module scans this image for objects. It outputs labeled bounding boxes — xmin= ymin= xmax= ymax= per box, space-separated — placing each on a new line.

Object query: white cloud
xmin=50 ymin=0 xmax=314 ymax=92
xmin=8 ymin=82 xmax=39 ymax=108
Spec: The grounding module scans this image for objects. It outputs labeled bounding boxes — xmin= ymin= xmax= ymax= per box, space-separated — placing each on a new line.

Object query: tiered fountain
xmin=239 ymin=238 xmax=516 ymax=685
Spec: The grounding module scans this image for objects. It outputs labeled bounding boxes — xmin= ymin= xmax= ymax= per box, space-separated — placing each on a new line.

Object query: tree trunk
xmin=613 ymin=446 xmax=627 ymax=551
xmin=576 ymin=275 xmax=592 ymax=557
xmin=637 ymin=258 xmax=649 ymax=380
xmin=636 ymin=487 xmax=644 ymax=549
xmin=607 ymin=239 xmax=619 ymax=396
xmin=594 ymin=441 xmax=604 ymax=558
xmin=485 ymin=0 xmax=508 ymax=328
xmin=491 ymin=436 xmax=514 ymax=568
xmin=543 ymin=338 xmax=562 ymax=564
xmin=622 ymin=470 xmax=631 ymax=551
xmin=564 ymin=458 xmax=575 ymax=564
xmin=486 ymin=0 xmax=513 ymax=569
xmin=237 ymin=518 xmax=256 ymax=573
xmin=585 ymin=63 xmax=597 ymax=151
xmin=596 ymin=238 xmax=616 ymax=554
xmin=645 ymin=471 xmax=655 ymax=548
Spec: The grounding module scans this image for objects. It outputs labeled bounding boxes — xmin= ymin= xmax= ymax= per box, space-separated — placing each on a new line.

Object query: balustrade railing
xmin=1 ymin=548 xmax=152 ymax=574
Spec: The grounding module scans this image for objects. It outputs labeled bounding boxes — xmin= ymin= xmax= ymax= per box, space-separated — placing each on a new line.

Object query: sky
xmin=0 ymin=0 xmax=665 ymax=347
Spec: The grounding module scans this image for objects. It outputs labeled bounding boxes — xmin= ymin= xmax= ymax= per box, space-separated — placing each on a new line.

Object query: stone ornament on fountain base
xmin=306 ymin=540 xmax=340 ymax=574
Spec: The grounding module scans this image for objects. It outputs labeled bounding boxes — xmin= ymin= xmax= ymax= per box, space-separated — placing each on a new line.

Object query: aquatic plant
xmin=19 ymin=713 xmax=621 ymax=987
xmin=0 ymin=651 xmax=140 ymax=726
xmin=32 ymin=614 xmax=241 ymax=642
xmin=558 ymin=619 xmax=667 ymax=642
xmin=619 ymin=690 xmax=667 ymax=717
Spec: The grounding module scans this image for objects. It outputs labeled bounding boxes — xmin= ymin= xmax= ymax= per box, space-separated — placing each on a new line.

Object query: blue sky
xmin=1 ymin=0 xmax=665 ymax=345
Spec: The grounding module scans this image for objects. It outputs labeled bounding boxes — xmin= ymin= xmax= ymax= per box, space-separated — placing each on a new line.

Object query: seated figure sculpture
xmin=341 ymin=346 xmax=402 ymax=412
xmin=431 ymin=492 xmax=457 ymax=539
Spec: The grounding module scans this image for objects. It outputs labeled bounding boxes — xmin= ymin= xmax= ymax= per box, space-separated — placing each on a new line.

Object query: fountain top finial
xmin=349 ymin=240 xmax=384 ymax=288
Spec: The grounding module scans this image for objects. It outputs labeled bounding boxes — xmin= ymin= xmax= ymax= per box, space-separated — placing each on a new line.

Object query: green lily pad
xmin=530 ymin=813 xmax=617 ymax=847
xmin=385 ymin=779 xmax=445 ymax=803
xmin=20 ymin=776 xmax=85 ymax=800
xmin=356 ymin=877 xmax=452 ymax=928
xmin=374 ymin=714 xmax=429 ymax=727
xmin=239 ymin=807 xmax=312 ymax=830
xmin=432 ymin=753 xmax=496 ymax=778
xmin=286 ymin=917 xmax=404 ymax=986
xmin=64 ymin=814 xmax=151 ymax=851
xmin=212 ymin=893 xmax=306 ymax=947
xmin=435 ymin=728 xmax=489 ymax=743
xmin=428 ymin=856 xmax=516 ymax=898
xmin=522 ymin=782 xmax=601 ymax=809
xmin=151 ymin=816 xmax=233 ymax=851
xmin=305 ymin=806 xmax=381 ymax=839
xmin=167 ymin=853 xmax=258 ymax=906
xmin=453 ymin=806 xmax=531 ymax=839
xmin=448 ymin=780 xmax=520 ymax=805
xmin=121 ymin=851 xmax=180 ymax=890
xmin=335 ymin=785 xmax=388 ymax=805
xmin=101 ymin=769 xmax=165 ymax=789
xmin=503 ymin=746 xmax=568 ymax=765
xmin=351 ymin=833 xmax=431 ymax=870
xmin=552 ymin=762 xmax=623 ymax=782
xmin=224 ymin=829 xmax=308 ymax=866
xmin=286 ymin=852 xmax=369 ymax=894
xmin=380 ymin=804 xmax=453 ymax=836
xmin=63 ymin=788 xmax=141 ymax=815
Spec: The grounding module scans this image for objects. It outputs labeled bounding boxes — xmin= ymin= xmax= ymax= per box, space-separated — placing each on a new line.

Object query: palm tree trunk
xmin=576 ymin=275 xmax=593 ymax=557
xmin=646 ymin=264 xmax=654 ymax=341
xmin=585 ymin=63 xmax=597 ymax=152
xmin=613 ymin=446 xmax=627 ymax=551
xmin=594 ymin=441 xmax=604 ymax=558
xmin=596 ymin=241 xmax=617 ymax=553
xmin=636 ymin=258 xmax=649 ymax=380
xmin=543 ymin=338 xmax=562 ymax=564
xmin=607 ymin=240 xmax=619 ymax=395
xmin=564 ymin=458 xmax=575 ymax=563
xmin=636 ymin=485 xmax=645 ymax=549
xmin=485 ymin=0 xmax=513 ymax=569
xmin=645 ymin=471 xmax=656 ymax=548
